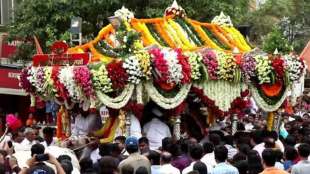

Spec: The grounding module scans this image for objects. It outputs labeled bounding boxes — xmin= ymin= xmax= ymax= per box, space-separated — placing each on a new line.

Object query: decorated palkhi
xmin=20 ymin=2 xmax=305 ymax=136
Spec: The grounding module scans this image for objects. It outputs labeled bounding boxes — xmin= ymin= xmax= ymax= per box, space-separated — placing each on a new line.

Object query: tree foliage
xmin=262 ymin=26 xmax=291 ymax=54
xmin=241 ymin=0 xmax=309 ymax=53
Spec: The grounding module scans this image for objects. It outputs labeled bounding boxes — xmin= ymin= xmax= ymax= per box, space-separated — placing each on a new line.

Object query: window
xmin=0 ymin=0 xmax=17 ymax=25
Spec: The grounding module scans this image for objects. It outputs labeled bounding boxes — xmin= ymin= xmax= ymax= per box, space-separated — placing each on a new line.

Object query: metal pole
xmin=232 ymin=114 xmax=238 ymax=135
xmin=174 ymin=116 xmax=181 ymax=140
xmin=125 ymin=112 xmax=131 ymax=137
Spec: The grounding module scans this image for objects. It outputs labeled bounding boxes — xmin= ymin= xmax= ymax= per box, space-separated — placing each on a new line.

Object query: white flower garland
xmin=250 ymin=84 xmax=290 ymax=112
xmin=114 ymin=6 xmax=134 ymax=22
xmin=185 ymin=52 xmax=202 ymax=80
xmin=96 ymin=84 xmax=135 ymax=109
xmin=284 ymin=55 xmax=304 ymax=82
xmin=59 ymin=66 xmax=84 ymax=102
xmin=144 ymin=81 xmax=191 ymax=109
xmin=136 ymin=83 xmax=144 ymax=104
xmin=193 ymin=81 xmax=247 ymax=111
xmin=123 ymin=56 xmax=144 ymax=85
xmin=162 ymin=49 xmax=184 ymax=84
xmin=27 ymin=67 xmax=45 ymax=95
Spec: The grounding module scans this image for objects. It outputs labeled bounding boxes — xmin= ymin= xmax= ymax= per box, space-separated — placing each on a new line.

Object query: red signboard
xmin=0 ymin=68 xmax=22 ymax=89
xmin=32 ymin=41 xmax=90 ymax=66
xmin=0 ymin=34 xmax=19 ymax=58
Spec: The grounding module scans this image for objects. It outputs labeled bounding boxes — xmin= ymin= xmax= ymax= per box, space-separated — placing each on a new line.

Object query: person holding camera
xmin=19 ymin=143 xmax=65 ymax=174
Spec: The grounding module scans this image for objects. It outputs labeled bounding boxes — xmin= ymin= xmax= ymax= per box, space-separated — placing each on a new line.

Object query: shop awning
xmin=0 ymin=67 xmax=26 ymax=96
xmin=300 ymin=41 xmax=310 ymax=72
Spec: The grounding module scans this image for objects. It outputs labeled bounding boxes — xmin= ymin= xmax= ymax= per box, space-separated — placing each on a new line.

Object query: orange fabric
xmin=260 ymin=167 xmax=289 ymax=174
xmin=26 ymin=118 xmax=36 ymax=126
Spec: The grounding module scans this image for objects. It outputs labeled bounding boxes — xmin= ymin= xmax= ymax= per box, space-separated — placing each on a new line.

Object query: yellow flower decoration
xmin=135 ymin=49 xmax=152 ymax=79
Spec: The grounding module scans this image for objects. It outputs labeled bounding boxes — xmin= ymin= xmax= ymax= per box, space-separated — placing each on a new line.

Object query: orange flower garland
xmin=187 ymin=20 xmax=222 ymax=50
xmin=209 ymin=25 xmax=235 ymax=49
xmin=215 ymin=25 xmax=243 ymax=51
xmin=130 ymin=21 xmax=154 ymax=46
xmin=154 ymin=22 xmax=176 ymax=48
xmin=261 ymin=80 xmax=283 ymax=97
xmin=162 ymin=20 xmax=184 ymax=48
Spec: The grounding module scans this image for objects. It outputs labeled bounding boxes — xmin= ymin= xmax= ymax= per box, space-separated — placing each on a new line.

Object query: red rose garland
xmin=272 ymin=57 xmax=285 ymax=78
xmin=149 ymin=48 xmax=170 ymax=84
xmin=191 ymin=87 xmax=224 ymax=117
xmin=124 ymin=101 xmax=144 ymax=121
xmin=51 ymin=66 xmax=69 ymax=102
xmin=106 ymin=61 xmax=129 ymax=90
xmin=175 ymin=49 xmax=191 ymax=84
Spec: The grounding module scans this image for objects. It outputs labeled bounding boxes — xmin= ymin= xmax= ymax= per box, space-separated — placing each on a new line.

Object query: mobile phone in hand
xmin=35 ymin=154 xmax=49 ymax=161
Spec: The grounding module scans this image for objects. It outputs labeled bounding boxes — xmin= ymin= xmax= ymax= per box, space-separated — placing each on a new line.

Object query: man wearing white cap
xmin=143 ymin=107 xmax=171 ymax=150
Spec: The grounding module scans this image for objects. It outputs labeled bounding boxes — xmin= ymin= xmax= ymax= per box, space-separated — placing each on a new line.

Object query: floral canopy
xmin=20 ymin=2 xmax=305 ymax=118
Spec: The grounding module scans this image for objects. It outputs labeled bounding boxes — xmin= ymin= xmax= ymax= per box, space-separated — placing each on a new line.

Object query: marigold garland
xmin=168 ymin=19 xmax=194 ymax=49
xmin=189 ymin=23 xmax=222 ymax=50
xmin=163 ymin=20 xmax=184 ymax=48
xmin=154 ymin=22 xmax=176 ymax=48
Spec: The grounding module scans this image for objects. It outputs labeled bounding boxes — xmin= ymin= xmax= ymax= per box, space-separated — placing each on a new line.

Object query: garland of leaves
xmin=201 ymin=26 xmax=230 ymax=50
xmin=174 ymin=18 xmax=203 ymax=46
xmin=145 ymin=23 xmax=169 ymax=47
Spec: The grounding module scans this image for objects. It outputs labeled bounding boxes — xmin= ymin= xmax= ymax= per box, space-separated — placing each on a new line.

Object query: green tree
xmin=241 ymin=0 xmax=310 ymax=53
xmin=262 ymin=26 xmax=291 ymax=54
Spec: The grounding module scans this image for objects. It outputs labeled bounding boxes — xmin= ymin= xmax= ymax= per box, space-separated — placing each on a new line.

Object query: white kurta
xmin=72 ymin=114 xmax=102 ymax=137
xmin=143 ymin=118 xmax=171 ymax=150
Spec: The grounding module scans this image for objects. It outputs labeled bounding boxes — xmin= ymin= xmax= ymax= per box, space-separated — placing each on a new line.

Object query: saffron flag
xmin=300 ymin=41 xmax=310 ymax=72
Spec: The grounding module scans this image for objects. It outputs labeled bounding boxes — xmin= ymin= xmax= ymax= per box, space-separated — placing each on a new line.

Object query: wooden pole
xmin=207 ymin=109 xmax=215 ymax=126
xmin=267 ymin=112 xmax=274 ymax=131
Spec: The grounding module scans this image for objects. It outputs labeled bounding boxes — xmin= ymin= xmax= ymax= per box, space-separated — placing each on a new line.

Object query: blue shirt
xmin=284 ymin=160 xmax=294 ymax=170
xmin=211 ymin=162 xmax=239 ymax=174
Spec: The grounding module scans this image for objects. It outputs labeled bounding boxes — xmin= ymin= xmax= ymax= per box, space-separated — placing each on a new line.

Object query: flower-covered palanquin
xmin=20 ymin=1 xmax=306 ymax=134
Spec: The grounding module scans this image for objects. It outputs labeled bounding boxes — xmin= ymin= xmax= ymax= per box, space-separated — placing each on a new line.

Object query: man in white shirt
xmin=143 ymin=108 xmax=171 ymax=150
xmin=201 ymin=142 xmax=216 ymax=172
xmin=182 ymin=144 xmax=204 ymax=174
xmin=253 ymin=133 xmax=284 ymax=157
xmin=41 ymin=127 xmax=57 ymax=147
xmin=160 ymin=152 xmax=180 ymax=174
xmin=72 ymin=111 xmax=102 ymax=137
xmin=292 ymin=143 xmax=310 ymax=174
xmin=20 ymin=128 xmax=38 ymax=150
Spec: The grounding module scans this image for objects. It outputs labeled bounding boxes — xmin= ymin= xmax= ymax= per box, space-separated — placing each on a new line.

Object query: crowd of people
xmin=0 ymin=109 xmax=309 ymax=174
